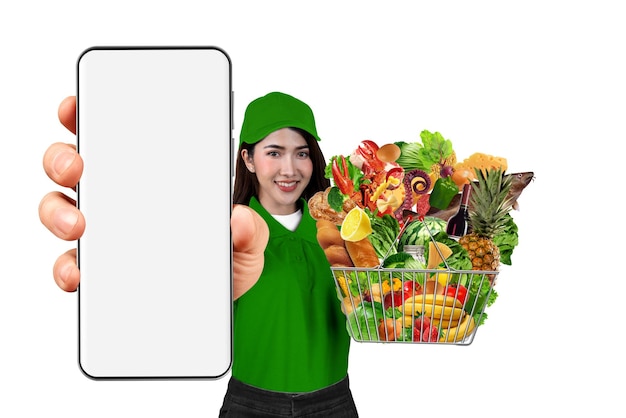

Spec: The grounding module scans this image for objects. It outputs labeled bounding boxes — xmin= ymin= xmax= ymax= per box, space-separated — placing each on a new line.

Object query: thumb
xmin=231 ymin=205 xmax=269 ymax=299
xmin=232 ymin=204 xmax=269 ymax=254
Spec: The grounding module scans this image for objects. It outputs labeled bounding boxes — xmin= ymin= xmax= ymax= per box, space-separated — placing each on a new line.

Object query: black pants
xmin=218 ymin=376 xmax=359 ymax=417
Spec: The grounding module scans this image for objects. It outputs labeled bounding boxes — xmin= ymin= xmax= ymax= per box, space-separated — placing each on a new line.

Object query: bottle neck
xmin=460 ymin=183 xmax=472 ymax=206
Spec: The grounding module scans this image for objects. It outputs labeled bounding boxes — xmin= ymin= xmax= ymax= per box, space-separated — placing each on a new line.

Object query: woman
xmin=220 ymin=92 xmax=356 ymax=416
xmin=39 ymin=92 xmax=358 ymax=417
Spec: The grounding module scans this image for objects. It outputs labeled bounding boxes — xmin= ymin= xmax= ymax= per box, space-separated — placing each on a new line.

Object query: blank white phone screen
xmin=77 ymin=47 xmax=232 ymax=379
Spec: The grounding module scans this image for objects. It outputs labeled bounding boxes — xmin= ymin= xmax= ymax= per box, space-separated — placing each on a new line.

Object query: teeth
xmin=277 ymin=181 xmax=296 ymax=187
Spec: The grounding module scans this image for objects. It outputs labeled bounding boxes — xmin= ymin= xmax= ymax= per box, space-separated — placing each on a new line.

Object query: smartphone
xmin=76 ymin=46 xmax=232 ymax=379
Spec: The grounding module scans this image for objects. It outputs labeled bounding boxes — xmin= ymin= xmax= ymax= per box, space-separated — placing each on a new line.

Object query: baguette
xmin=323 ymin=245 xmax=354 ymax=267
xmin=345 ymin=237 xmax=380 ymax=268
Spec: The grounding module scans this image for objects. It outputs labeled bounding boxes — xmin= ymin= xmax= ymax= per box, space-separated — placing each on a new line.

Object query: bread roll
xmin=316 ymin=224 xmax=344 ymax=249
xmin=315 ymin=218 xmax=354 ymax=267
xmin=316 ymin=219 xmax=337 ymax=230
xmin=345 ymin=237 xmax=379 ymax=268
xmin=309 ymin=188 xmax=347 ymax=225
xmin=324 ymin=245 xmax=354 ymax=267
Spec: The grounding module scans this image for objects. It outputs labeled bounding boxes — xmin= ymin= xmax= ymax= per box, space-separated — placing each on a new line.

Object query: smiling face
xmin=241 ymin=128 xmax=313 ymax=215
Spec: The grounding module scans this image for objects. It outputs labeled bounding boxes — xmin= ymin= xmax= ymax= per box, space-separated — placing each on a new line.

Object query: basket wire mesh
xmin=331 ymin=218 xmax=499 ymax=345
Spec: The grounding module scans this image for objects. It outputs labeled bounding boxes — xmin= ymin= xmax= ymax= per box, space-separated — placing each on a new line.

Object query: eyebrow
xmin=262 ymin=144 xmax=310 ymax=151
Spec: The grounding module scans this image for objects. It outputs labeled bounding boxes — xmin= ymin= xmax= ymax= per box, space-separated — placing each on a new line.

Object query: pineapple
xmin=459 ymin=168 xmax=514 ymax=273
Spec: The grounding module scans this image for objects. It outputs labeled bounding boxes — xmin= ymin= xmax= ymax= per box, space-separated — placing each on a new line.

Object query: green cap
xmin=239 ymin=91 xmax=321 ymax=145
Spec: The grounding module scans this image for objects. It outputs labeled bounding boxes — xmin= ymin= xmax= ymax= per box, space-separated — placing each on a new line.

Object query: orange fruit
xmin=451 ymin=168 xmax=472 ymax=187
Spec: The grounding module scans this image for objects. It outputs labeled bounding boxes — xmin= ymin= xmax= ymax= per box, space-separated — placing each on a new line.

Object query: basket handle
xmin=421 ymin=220 xmax=452 ymax=271
xmin=381 ymin=215 xmax=454 ymax=271
xmin=381 ymin=215 xmax=414 ymax=262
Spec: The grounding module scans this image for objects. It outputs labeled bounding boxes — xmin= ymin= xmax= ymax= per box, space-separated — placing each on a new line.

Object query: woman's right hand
xmin=39 ymin=96 xmax=269 ymax=297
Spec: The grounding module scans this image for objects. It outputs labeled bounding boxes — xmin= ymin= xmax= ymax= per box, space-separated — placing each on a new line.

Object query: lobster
xmin=331 ymin=140 xmax=406 ymax=217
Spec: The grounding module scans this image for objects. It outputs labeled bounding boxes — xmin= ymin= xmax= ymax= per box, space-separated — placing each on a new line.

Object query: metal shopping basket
xmin=331 ymin=219 xmax=499 ymax=345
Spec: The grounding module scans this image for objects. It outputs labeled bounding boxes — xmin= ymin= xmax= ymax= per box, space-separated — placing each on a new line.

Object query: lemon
xmin=340 ymin=207 xmax=373 ymax=242
xmin=432 ymin=268 xmax=452 ymax=286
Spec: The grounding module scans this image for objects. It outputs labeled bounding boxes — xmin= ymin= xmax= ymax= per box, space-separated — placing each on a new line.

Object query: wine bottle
xmin=446 ymin=183 xmax=472 ymax=240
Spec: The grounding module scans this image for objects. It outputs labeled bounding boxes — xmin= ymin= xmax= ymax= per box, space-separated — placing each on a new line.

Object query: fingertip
xmin=43 ymin=143 xmax=83 ymax=188
xmin=58 ymin=96 xmax=76 ymax=135
xmin=54 ymin=249 xmax=80 ymax=292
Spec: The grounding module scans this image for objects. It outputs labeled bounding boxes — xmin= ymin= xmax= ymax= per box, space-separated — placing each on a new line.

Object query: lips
xmin=276 ymin=181 xmax=298 ymax=192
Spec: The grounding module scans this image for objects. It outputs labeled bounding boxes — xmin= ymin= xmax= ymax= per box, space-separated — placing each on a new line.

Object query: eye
xmin=267 ymin=150 xmax=280 ymax=157
xmin=297 ymin=151 xmax=310 ymax=158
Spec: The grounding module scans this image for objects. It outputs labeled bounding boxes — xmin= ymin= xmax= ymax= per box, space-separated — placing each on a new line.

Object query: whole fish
xmin=425 ymin=172 xmax=535 ymax=222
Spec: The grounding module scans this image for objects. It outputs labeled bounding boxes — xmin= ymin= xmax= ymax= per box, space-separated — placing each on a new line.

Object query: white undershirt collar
xmin=271 ymin=209 xmax=303 ymax=231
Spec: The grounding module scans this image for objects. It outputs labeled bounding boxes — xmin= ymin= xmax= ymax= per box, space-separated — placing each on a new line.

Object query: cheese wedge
xmin=427 ymin=241 xmax=453 ymax=269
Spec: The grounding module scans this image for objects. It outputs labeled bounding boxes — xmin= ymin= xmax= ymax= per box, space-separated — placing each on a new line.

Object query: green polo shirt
xmin=231 ymin=197 xmax=351 ymax=392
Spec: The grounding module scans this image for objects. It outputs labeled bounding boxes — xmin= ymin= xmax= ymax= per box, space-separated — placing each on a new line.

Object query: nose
xmin=280 ymin=156 xmax=296 ymax=176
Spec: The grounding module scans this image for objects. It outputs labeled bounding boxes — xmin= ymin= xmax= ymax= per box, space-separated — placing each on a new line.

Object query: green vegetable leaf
xmin=385 ymin=306 xmax=403 ymax=320
xmin=394 ymin=131 xmax=455 ymax=173
xmin=397 ymin=327 xmax=415 ymax=342
xmin=324 ymin=155 xmax=363 ymax=192
xmin=366 ymin=209 xmax=400 ymax=259
xmin=327 ymin=186 xmax=347 ymax=213
xmin=427 ymin=232 xmax=473 ymax=271
xmin=345 ymin=270 xmax=390 ymax=296
xmin=382 ymin=252 xmax=413 ymax=268
xmin=416 ymin=130 xmax=454 ymax=172
xmin=403 ymin=257 xmax=426 ymax=271
xmin=402 ymin=258 xmax=428 ymax=285
xmin=395 ymin=141 xmax=423 ymax=171
xmin=493 ymin=213 xmax=519 ymax=265
xmin=473 ymin=311 xmax=489 ymax=327
xmin=464 ymin=274 xmax=498 ymax=318
xmin=346 ymin=301 xmax=384 ymax=341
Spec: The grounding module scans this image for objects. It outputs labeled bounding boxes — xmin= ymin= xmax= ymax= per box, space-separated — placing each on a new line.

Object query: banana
xmin=400 ymin=314 xmax=456 ymax=328
xmin=431 ymin=318 xmax=460 ymax=329
xmin=404 ymin=294 xmax=464 ymax=309
xmin=402 ymin=301 xmax=464 ymax=321
xmin=439 ymin=314 xmax=476 ymax=342
xmin=398 ymin=315 xmax=414 ymax=327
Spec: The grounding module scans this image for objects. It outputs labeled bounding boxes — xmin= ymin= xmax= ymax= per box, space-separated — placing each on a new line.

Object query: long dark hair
xmin=233 ymin=127 xmax=330 ymax=206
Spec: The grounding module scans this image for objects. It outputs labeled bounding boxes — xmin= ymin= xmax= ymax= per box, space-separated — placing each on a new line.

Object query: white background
xmin=1 ymin=1 xmax=623 ymax=417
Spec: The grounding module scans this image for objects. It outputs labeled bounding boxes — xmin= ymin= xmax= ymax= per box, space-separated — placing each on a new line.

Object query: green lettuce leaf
xmin=493 ymin=214 xmax=519 ymax=265
xmin=415 ymin=130 xmax=454 ymax=172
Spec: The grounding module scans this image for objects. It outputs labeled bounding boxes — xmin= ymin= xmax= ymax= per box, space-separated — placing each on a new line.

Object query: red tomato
xmin=383 ymin=291 xmax=404 ymax=310
xmin=402 ymin=280 xmax=421 ymax=298
xmin=402 ymin=280 xmax=414 ymax=294
xmin=445 ymin=284 xmax=468 ymax=304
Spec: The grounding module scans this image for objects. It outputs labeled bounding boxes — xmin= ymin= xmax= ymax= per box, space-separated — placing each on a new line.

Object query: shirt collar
xmin=248 ymin=196 xmax=318 ymax=244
